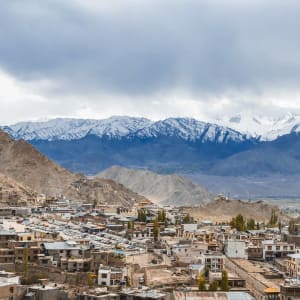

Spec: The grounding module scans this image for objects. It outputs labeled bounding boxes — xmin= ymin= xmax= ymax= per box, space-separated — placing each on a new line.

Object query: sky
xmin=1 ymin=0 xmax=300 ymax=125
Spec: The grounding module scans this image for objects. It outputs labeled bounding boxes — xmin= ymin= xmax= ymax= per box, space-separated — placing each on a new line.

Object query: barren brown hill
xmin=0 ymin=130 xmax=150 ymax=206
xmin=98 ymin=165 xmax=213 ymax=205
xmin=183 ymin=198 xmax=285 ymax=223
xmin=0 ymin=173 xmax=36 ymax=206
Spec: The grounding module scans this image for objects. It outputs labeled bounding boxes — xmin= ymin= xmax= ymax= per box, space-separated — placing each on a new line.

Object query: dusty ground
xmin=145 ymin=267 xmax=191 ymax=288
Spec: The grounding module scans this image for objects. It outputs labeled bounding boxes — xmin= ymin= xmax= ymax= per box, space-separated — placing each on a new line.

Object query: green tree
xmin=157 ymin=210 xmax=162 ymax=222
xmin=138 ymin=209 xmax=147 ymax=222
xmin=164 ymin=218 xmax=168 ymax=228
xmin=198 ymin=274 xmax=207 ymax=291
xmin=204 ymin=266 xmax=210 ymax=278
xmin=153 ymin=218 xmax=159 ymax=241
xmin=220 ymin=270 xmax=230 ymax=291
xmin=256 ymin=222 xmax=260 ymax=230
xmin=269 ymin=209 xmax=278 ymax=227
xmin=93 ymin=198 xmax=97 ymax=209
xmin=288 ymin=219 xmax=298 ymax=234
xmin=182 ymin=213 xmax=193 ymax=224
xmin=230 ymin=214 xmax=246 ymax=231
xmin=209 ymin=280 xmax=219 ymax=291
xmin=247 ymin=218 xmax=256 ymax=230
xmin=229 ymin=217 xmax=236 ymax=228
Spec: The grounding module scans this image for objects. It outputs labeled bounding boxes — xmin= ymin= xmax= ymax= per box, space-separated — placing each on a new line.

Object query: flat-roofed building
xmin=287 ymin=253 xmax=300 ymax=279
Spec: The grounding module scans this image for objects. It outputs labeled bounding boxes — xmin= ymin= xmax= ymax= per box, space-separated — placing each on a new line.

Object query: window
xmin=102 ymin=273 xmax=107 ymax=278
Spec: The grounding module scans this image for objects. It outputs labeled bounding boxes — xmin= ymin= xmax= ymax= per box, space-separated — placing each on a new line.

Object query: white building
xmin=201 ymin=253 xmax=225 ymax=273
xmin=0 ymin=271 xmax=20 ymax=284
xmin=98 ymin=266 xmax=124 ymax=286
xmin=225 ymin=240 xmax=248 ymax=259
xmin=262 ymin=240 xmax=295 ymax=261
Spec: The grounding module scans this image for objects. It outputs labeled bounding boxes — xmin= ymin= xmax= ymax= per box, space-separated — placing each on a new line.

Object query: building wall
xmin=225 ymin=240 xmax=248 ymax=259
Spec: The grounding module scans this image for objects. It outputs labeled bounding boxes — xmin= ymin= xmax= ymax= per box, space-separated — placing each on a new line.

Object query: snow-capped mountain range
xmin=3 ymin=113 xmax=300 ymax=143
xmin=3 ymin=116 xmax=249 ymax=143
xmin=3 ymin=113 xmax=300 ymax=197
xmin=216 ymin=112 xmax=300 ymax=141
xmin=3 ymin=116 xmax=152 ymax=141
xmin=3 ymin=113 xmax=300 ymax=176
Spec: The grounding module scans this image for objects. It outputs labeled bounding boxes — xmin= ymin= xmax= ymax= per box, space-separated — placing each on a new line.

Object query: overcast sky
xmin=1 ymin=0 xmax=300 ymax=125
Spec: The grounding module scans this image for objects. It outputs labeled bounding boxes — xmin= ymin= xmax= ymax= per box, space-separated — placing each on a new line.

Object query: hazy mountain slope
xmin=0 ymin=130 xmax=150 ymax=206
xmin=207 ymin=133 xmax=300 ymax=176
xmin=28 ymin=134 xmax=255 ymax=175
xmin=189 ymin=173 xmax=300 ymax=200
xmin=208 ymin=148 xmax=300 ymax=176
xmin=98 ymin=166 xmax=213 ymax=205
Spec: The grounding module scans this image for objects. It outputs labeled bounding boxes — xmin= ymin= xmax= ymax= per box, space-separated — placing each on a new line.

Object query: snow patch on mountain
xmin=135 ymin=118 xmax=247 ymax=142
xmin=216 ymin=112 xmax=300 ymax=140
xmin=3 ymin=116 xmax=249 ymax=143
xmin=4 ymin=116 xmax=153 ymax=141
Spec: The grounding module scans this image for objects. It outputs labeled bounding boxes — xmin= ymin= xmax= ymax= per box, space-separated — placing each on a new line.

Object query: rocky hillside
xmin=0 ymin=173 xmax=36 ymax=206
xmin=98 ymin=166 xmax=213 ymax=205
xmin=184 ymin=198 xmax=284 ymax=223
xmin=0 ymin=130 xmax=150 ymax=206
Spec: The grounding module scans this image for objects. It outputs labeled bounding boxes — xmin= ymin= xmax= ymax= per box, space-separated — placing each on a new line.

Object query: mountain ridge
xmin=216 ymin=112 xmax=300 ymax=140
xmin=3 ymin=115 xmax=300 ymax=178
xmin=5 ymin=113 xmax=300 ymax=142
xmin=98 ymin=165 xmax=214 ymax=206
xmin=2 ymin=116 xmax=251 ymax=143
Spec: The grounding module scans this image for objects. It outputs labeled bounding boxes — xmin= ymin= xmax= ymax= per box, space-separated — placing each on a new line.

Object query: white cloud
xmin=1 ymin=1 xmax=300 ymax=124
xmin=1 ymin=68 xmax=300 ymax=125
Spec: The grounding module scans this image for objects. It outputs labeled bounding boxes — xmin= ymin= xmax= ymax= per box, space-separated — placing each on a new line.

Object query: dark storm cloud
xmin=1 ymin=0 xmax=300 ymax=97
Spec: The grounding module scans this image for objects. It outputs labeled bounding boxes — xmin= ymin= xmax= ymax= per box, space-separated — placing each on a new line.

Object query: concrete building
xmin=0 ymin=271 xmax=21 ymax=300
xmin=225 ymin=240 xmax=248 ymax=259
xmin=287 ymin=254 xmax=300 ymax=279
xmin=280 ymin=279 xmax=300 ymax=300
xmin=262 ymin=240 xmax=295 ymax=261
xmin=247 ymin=246 xmax=263 ymax=260
xmin=98 ymin=266 xmax=124 ymax=286
xmin=201 ymin=253 xmax=225 ymax=273
xmin=0 ymin=228 xmax=17 ymax=248
xmin=173 ymin=291 xmax=255 ymax=300
xmin=27 ymin=285 xmax=68 ymax=300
